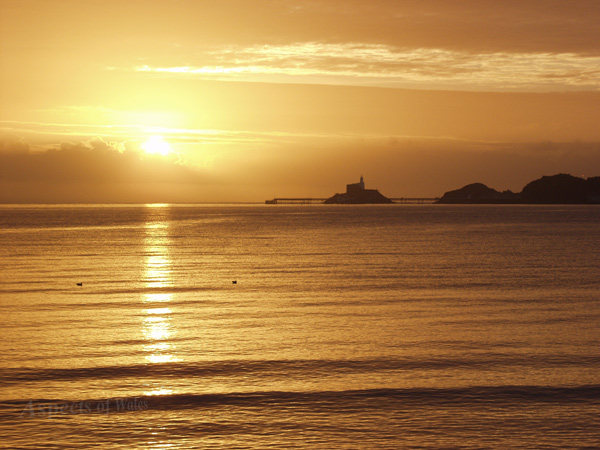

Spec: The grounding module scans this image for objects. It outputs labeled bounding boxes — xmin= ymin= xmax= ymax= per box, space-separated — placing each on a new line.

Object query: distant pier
xmin=265 ymin=198 xmax=327 ymax=205
xmin=265 ymin=197 xmax=439 ymax=204
xmin=265 ymin=177 xmax=439 ymax=204
xmin=390 ymin=197 xmax=439 ymax=204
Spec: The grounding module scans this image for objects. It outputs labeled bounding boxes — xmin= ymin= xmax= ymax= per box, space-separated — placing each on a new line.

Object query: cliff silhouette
xmin=438 ymin=174 xmax=600 ymax=204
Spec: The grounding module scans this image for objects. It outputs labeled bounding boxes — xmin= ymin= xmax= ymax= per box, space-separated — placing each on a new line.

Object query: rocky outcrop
xmin=437 ymin=183 xmax=517 ymax=204
xmin=324 ymin=188 xmax=393 ymax=204
xmin=438 ymin=174 xmax=600 ymax=204
xmin=520 ymin=174 xmax=600 ymax=204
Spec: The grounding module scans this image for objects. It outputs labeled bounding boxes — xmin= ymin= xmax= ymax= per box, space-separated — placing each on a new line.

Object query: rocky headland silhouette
xmin=438 ymin=174 xmax=600 ymax=204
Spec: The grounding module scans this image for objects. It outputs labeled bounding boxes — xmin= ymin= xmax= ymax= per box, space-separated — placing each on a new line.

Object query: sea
xmin=1 ymin=204 xmax=599 ymax=449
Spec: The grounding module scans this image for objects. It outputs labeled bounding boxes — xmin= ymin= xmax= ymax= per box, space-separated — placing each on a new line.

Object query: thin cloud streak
xmin=0 ymin=120 xmax=353 ymax=150
xmin=133 ymin=44 xmax=600 ymax=91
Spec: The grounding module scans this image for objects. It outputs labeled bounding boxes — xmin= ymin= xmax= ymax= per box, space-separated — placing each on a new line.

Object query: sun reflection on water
xmin=142 ymin=205 xmax=180 ymax=370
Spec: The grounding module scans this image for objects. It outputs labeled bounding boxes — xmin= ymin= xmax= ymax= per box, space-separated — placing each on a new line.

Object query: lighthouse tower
xmin=346 ymin=176 xmax=366 ymax=195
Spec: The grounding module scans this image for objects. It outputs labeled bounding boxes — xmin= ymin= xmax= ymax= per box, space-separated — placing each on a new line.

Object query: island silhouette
xmin=265 ymin=173 xmax=599 ymax=205
xmin=324 ymin=176 xmax=393 ymax=204
xmin=438 ymin=174 xmax=600 ymax=204
xmin=265 ymin=176 xmax=396 ymax=204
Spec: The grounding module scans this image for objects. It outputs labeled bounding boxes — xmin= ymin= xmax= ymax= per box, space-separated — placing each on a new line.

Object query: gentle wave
xmin=90 ymin=286 xmax=224 ymax=295
xmin=2 ymin=356 xmax=600 ymax=385
xmin=3 ymin=385 xmax=600 ymax=416
xmin=0 ymin=288 xmax=66 ymax=294
xmin=0 ymin=286 xmax=223 ymax=295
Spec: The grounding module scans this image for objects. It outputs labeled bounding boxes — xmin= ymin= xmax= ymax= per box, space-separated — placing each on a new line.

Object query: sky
xmin=1 ymin=0 xmax=600 ymax=203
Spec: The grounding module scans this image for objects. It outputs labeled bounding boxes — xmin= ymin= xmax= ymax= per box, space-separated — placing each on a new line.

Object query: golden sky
xmin=1 ymin=0 xmax=600 ymax=202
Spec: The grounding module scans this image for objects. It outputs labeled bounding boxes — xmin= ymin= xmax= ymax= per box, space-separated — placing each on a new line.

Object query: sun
xmin=142 ymin=136 xmax=172 ymax=156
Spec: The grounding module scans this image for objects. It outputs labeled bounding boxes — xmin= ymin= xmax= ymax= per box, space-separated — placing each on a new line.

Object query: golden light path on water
xmin=142 ymin=204 xmax=178 ymax=397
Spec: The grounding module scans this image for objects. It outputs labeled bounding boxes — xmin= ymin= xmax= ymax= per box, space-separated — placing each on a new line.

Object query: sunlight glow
xmin=143 ymin=388 xmax=175 ymax=397
xmin=142 ymin=135 xmax=172 ymax=156
xmin=141 ymin=208 xmax=180 ymax=365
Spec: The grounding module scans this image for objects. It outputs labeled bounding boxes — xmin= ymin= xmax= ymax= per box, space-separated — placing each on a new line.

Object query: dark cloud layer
xmin=140 ymin=0 xmax=600 ymax=55
xmin=4 ymin=1 xmax=600 ymax=70
xmin=0 ymin=137 xmax=208 ymax=203
xmin=2 ymin=135 xmax=600 ymax=202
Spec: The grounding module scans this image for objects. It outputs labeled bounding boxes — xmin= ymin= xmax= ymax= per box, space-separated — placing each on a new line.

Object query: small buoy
xmin=76 ymin=282 xmax=83 ymax=286
xmin=232 ymin=280 xmax=237 ymax=285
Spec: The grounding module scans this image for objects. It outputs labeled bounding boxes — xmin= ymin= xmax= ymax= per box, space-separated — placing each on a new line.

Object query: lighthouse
xmin=346 ymin=176 xmax=366 ymax=195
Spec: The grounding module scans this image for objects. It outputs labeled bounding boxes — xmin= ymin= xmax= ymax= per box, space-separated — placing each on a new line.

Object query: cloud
xmin=134 ymin=44 xmax=600 ymax=91
xmin=0 ymin=135 xmax=30 ymax=153
xmin=0 ymin=137 xmax=210 ymax=203
xmin=121 ymin=1 xmax=600 ymax=91
xmin=0 ymin=120 xmax=338 ymax=151
xmin=329 ymin=0 xmax=600 ymax=55
xmin=4 ymin=0 xmax=600 ymax=120
xmin=100 ymin=0 xmax=600 ymax=55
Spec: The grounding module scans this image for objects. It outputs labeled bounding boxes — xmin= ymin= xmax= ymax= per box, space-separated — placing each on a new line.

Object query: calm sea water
xmin=1 ymin=204 xmax=599 ymax=449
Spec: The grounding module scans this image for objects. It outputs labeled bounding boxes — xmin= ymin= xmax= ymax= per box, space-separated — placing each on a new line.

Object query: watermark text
xmin=21 ymin=398 xmax=148 ymax=417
